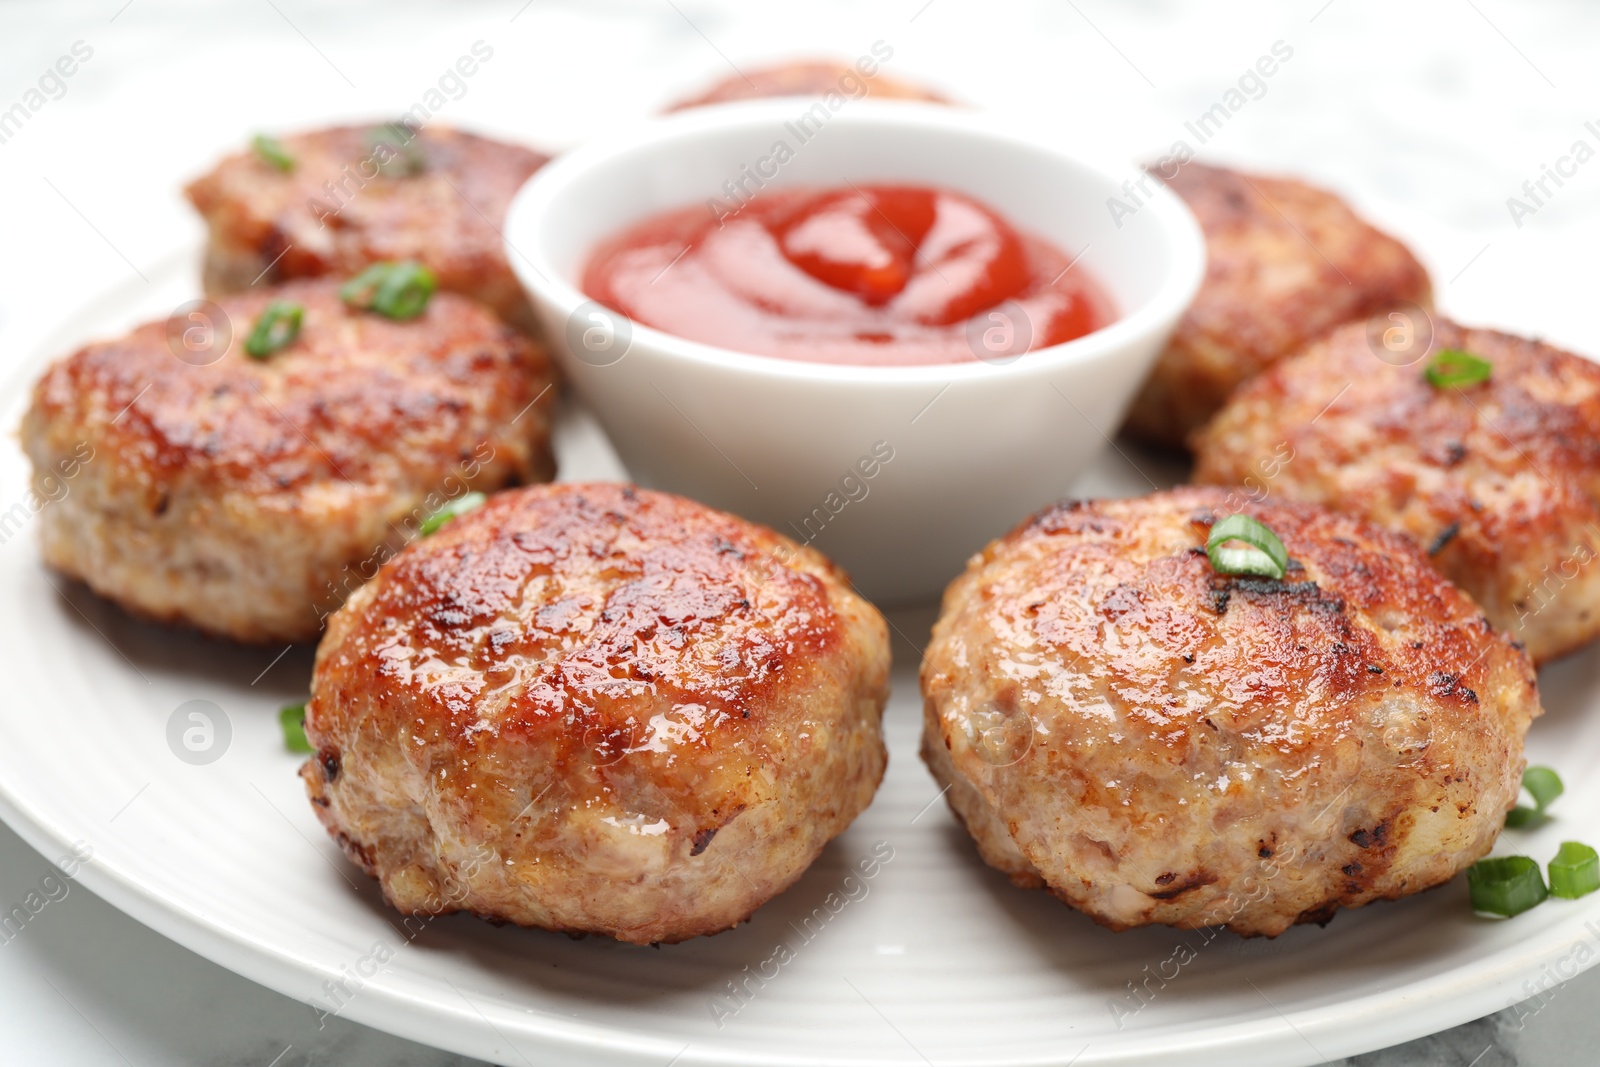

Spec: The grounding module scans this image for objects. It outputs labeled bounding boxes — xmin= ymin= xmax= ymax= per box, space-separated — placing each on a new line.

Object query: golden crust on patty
xmin=1123 ymin=162 xmax=1432 ymax=448
xmin=185 ymin=124 xmax=548 ymax=333
xmin=302 ymin=483 xmax=891 ymax=944
xmin=665 ymin=60 xmax=949 ymax=111
xmin=21 ymin=279 xmax=555 ymax=643
xmin=1194 ymin=318 xmax=1600 ymax=664
xmin=921 ymin=487 xmax=1539 ymax=936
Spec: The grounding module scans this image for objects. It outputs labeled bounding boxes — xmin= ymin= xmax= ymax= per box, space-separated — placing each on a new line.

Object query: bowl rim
xmin=505 ymin=98 xmax=1206 ymax=386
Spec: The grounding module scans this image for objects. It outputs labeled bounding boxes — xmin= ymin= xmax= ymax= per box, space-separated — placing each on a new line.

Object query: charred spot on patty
xmin=1426 ymin=522 xmax=1461 ymax=556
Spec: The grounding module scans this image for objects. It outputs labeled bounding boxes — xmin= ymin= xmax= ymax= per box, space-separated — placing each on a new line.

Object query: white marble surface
xmin=2 ymin=0 xmax=1599 ymax=1062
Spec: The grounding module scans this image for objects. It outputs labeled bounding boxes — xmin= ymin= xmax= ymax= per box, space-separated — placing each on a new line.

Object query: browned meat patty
xmin=1194 ymin=317 xmax=1600 ymax=664
xmin=921 ymin=487 xmax=1539 ymax=936
xmin=21 ymin=279 xmax=555 ymax=643
xmin=1123 ymin=162 xmax=1433 ymax=448
xmin=185 ymin=124 xmax=548 ymax=334
xmin=665 ymin=59 xmax=948 ymax=111
xmin=301 ymin=483 xmax=891 ymax=944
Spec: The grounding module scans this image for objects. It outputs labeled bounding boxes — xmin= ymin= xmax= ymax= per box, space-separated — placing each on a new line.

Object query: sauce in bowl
xmin=581 ymin=184 xmax=1114 ymax=366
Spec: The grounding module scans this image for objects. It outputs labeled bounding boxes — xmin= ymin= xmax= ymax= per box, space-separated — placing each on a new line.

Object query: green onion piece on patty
xmin=1425 ymin=348 xmax=1492 ymax=388
xmin=279 ymin=704 xmax=312 ymax=754
xmin=339 ymin=261 xmax=437 ymax=320
xmin=1506 ymin=765 xmax=1564 ymax=827
xmin=252 ymin=133 xmax=295 ymax=173
xmin=1549 ymin=842 xmax=1600 ymax=900
xmin=366 ymin=122 xmax=427 ymax=177
xmin=1468 ymin=855 xmax=1548 ymax=917
xmin=1205 ymin=514 xmax=1288 ymax=580
xmin=420 ymin=491 xmax=487 ymax=537
xmin=244 ymin=301 xmax=303 ymax=359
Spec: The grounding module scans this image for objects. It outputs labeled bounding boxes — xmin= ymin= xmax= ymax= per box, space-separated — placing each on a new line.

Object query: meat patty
xmin=1194 ymin=317 xmax=1600 ymax=664
xmin=665 ymin=59 xmax=949 ymax=111
xmin=21 ymin=279 xmax=555 ymax=643
xmin=1123 ymin=162 xmax=1432 ymax=448
xmin=921 ymin=488 xmax=1539 ymax=936
xmin=301 ymin=483 xmax=891 ymax=944
xmin=185 ymin=124 xmax=548 ymax=334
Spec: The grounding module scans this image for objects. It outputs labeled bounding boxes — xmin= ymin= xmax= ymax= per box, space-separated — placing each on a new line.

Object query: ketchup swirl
xmin=582 ymin=184 xmax=1114 ymax=366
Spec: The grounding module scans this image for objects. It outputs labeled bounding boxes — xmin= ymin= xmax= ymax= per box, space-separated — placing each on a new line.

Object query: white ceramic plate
xmin=2 ymin=250 xmax=1599 ymax=1067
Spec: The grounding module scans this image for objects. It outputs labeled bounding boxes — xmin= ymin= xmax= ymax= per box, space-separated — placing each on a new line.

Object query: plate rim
xmin=1 ymin=246 xmax=1597 ymax=1067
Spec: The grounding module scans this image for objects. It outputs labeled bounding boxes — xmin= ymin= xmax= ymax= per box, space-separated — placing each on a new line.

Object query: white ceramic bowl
xmin=506 ymin=100 xmax=1204 ymax=604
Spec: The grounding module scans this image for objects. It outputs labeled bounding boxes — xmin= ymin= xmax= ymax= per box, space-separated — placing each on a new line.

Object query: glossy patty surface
xmin=921 ymin=488 xmax=1538 ymax=935
xmin=185 ymin=124 xmax=548 ymax=332
xmin=302 ymin=483 xmax=891 ymax=944
xmin=1195 ymin=318 xmax=1600 ymax=664
xmin=1124 ymin=162 xmax=1432 ymax=448
xmin=21 ymin=279 xmax=555 ymax=642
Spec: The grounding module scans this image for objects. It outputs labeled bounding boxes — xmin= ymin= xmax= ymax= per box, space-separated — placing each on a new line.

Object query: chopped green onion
xmin=1549 ymin=842 xmax=1600 ymax=899
xmin=279 ymin=704 xmax=312 ymax=754
xmin=1468 ymin=855 xmax=1548 ymax=917
xmin=1205 ymin=514 xmax=1288 ymax=580
xmin=420 ymin=491 xmax=487 ymax=536
xmin=1425 ymin=348 xmax=1492 ymax=389
xmin=244 ymin=301 xmax=303 ymax=359
xmin=366 ymin=123 xmax=426 ymax=177
xmin=1525 ymin=766 xmax=1564 ymax=808
xmin=1506 ymin=765 xmax=1564 ymax=827
xmin=252 ymin=133 xmax=295 ymax=173
xmin=339 ymin=261 xmax=437 ymax=320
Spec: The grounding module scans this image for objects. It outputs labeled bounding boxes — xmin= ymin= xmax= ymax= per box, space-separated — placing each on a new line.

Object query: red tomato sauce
xmin=581 ymin=185 xmax=1115 ymax=366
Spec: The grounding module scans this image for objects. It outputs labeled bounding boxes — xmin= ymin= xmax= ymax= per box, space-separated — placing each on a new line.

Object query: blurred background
xmin=2 ymin=0 xmax=1598 ymax=1063
xmin=5 ymin=0 xmax=1600 ymax=362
